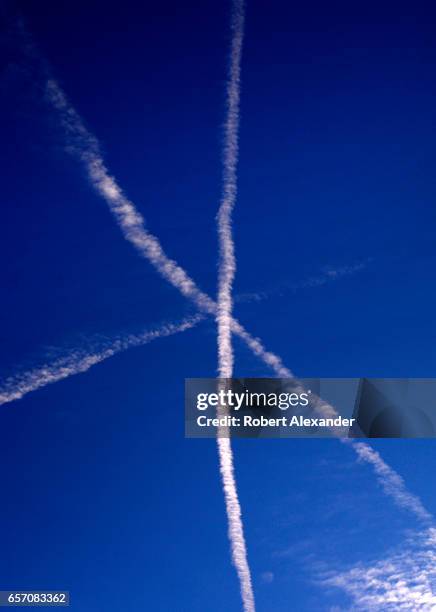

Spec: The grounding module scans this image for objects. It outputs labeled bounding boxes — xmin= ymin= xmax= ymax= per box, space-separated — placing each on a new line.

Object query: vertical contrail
xmin=43 ymin=16 xmax=255 ymax=610
xmin=217 ymin=0 xmax=244 ymax=378
xmin=216 ymin=3 xmax=255 ymax=611
xmin=0 ymin=315 xmax=203 ymax=406
xmin=217 ymin=436 xmax=255 ymax=612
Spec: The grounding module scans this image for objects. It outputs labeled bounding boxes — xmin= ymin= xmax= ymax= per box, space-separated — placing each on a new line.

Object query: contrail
xmin=217 ymin=437 xmax=255 ymax=612
xmin=236 ymin=260 xmax=371 ymax=304
xmin=345 ymin=440 xmax=432 ymax=523
xmin=215 ymin=2 xmax=255 ymax=611
xmin=0 ymin=315 xmax=203 ymax=406
xmin=45 ymin=79 xmax=215 ymax=315
xmin=217 ymin=0 xmax=244 ymax=379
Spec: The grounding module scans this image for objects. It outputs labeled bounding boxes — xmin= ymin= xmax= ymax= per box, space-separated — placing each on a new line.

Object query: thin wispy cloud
xmin=236 ymin=260 xmax=371 ymax=305
xmin=0 ymin=315 xmax=203 ymax=406
xmin=260 ymin=571 xmax=274 ymax=584
xmin=320 ymin=528 xmax=436 ymax=610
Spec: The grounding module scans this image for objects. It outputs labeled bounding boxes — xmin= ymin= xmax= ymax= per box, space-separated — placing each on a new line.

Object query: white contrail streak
xmin=45 ymin=79 xmax=215 ymax=316
xmin=0 ymin=315 xmax=203 ymax=406
xmin=215 ymin=3 xmax=255 ymax=611
xmin=217 ymin=0 xmax=244 ymax=379
xmin=217 ymin=437 xmax=255 ymax=612
xmin=345 ymin=440 xmax=432 ymax=523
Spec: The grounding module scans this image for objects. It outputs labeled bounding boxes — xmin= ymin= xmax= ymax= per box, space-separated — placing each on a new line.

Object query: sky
xmin=1 ymin=0 xmax=436 ymax=610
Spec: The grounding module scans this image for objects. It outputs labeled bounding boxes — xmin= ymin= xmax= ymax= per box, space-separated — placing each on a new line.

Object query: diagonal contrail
xmin=215 ymin=2 xmax=255 ymax=611
xmin=344 ymin=440 xmax=432 ymax=523
xmin=0 ymin=315 xmax=203 ymax=406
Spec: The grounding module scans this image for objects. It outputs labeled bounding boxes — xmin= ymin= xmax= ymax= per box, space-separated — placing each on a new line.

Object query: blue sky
xmin=2 ymin=0 xmax=436 ymax=610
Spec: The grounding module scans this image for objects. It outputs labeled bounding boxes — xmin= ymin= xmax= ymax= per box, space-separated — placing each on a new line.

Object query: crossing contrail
xmin=39 ymin=18 xmax=431 ymax=567
xmin=7 ymin=15 xmax=433 ymax=612
xmin=44 ymin=77 xmax=292 ymax=382
xmin=44 ymin=74 xmax=431 ymax=529
xmin=0 ymin=315 xmax=203 ymax=407
xmin=42 ymin=20 xmax=258 ymax=610
xmin=215 ymin=2 xmax=255 ymax=611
